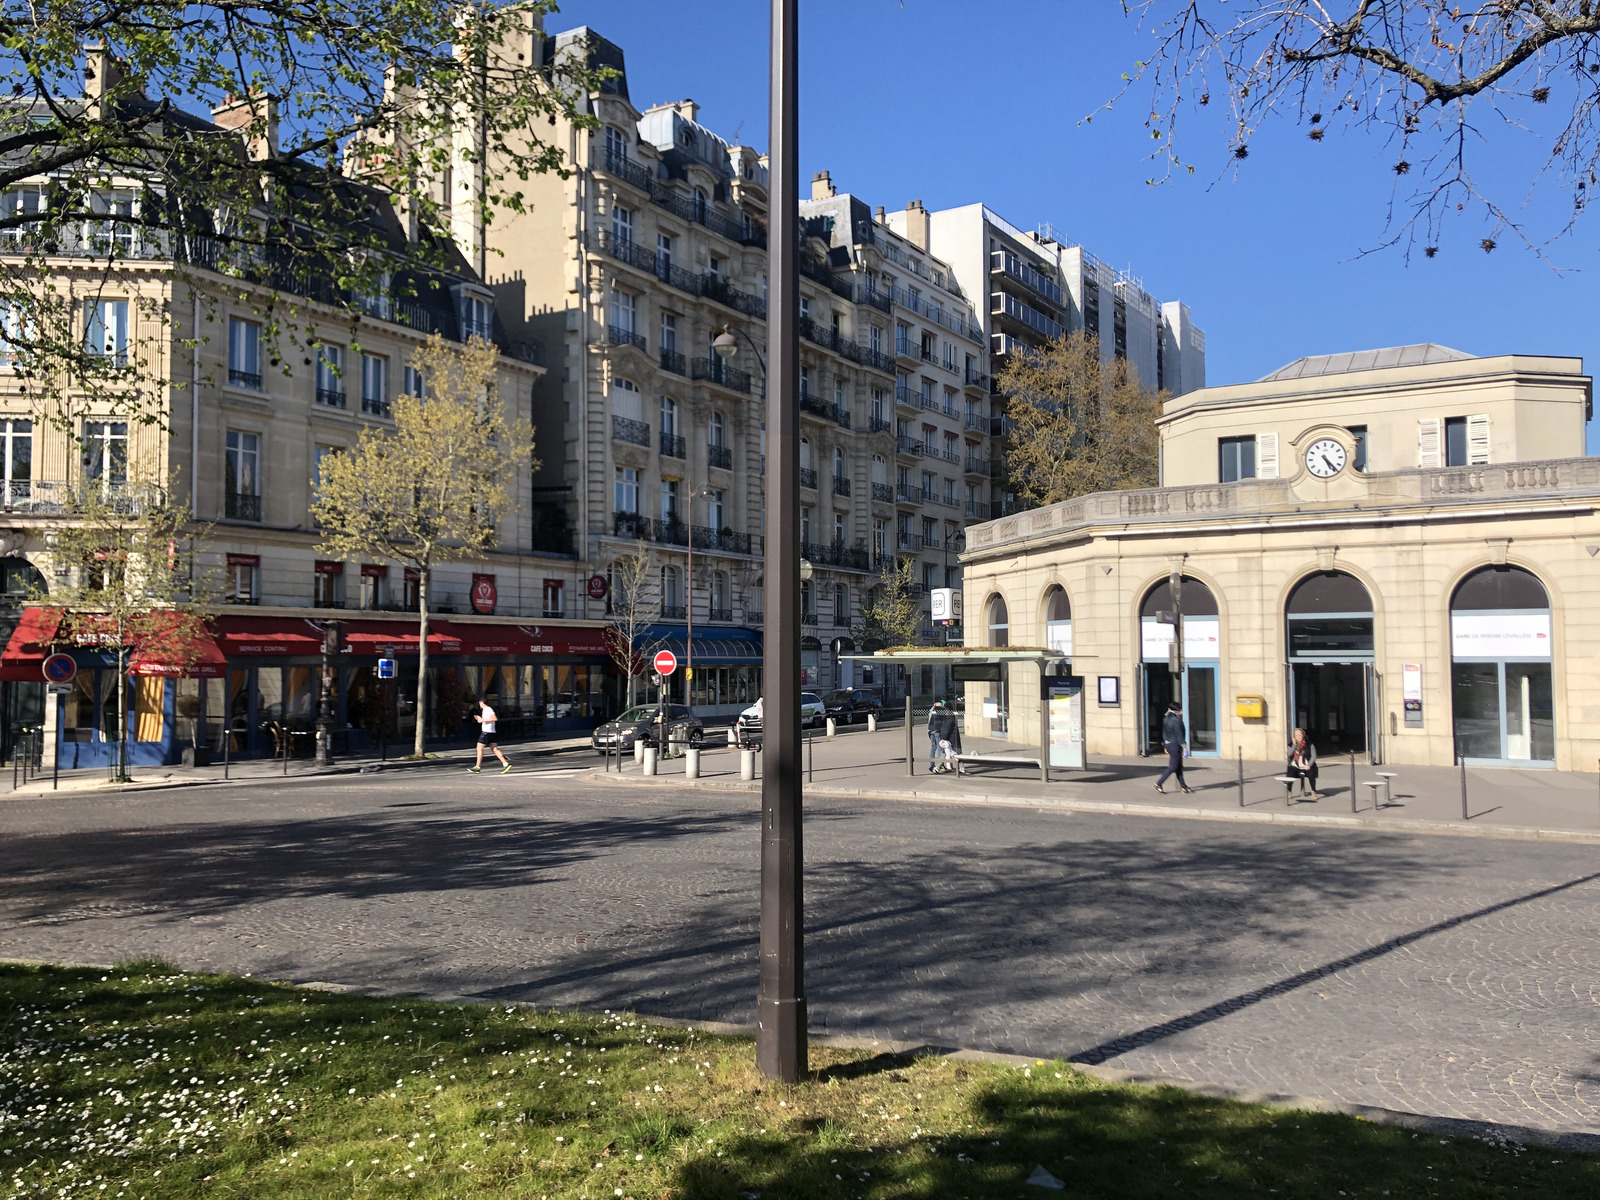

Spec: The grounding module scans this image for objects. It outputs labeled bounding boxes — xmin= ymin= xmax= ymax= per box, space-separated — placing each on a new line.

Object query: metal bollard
xmin=642 ymin=745 xmax=657 ymax=776
xmin=1349 ymin=751 xmax=1356 ymax=813
xmin=825 ymin=717 xmax=837 ymax=738
xmin=685 ymin=747 xmax=700 ymax=780
xmin=1460 ymin=759 xmax=1469 ymax=821
xmin=1237 ymin=747 xmax=1244 ymax=808
xmin=740 ymin=747 xmax=756 ymax=781
xmin=867 ymin=713 xmax=877 ymax=733
xmin=808 ymin=732 xmax=813 ymax=782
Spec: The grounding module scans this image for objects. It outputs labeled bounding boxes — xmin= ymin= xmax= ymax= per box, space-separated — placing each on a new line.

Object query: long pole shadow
xmin=1071 ymin=868 xmax=1600 ymax=1067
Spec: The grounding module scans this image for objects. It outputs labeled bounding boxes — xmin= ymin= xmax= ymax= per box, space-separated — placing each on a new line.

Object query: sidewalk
xmin=1 ymin=731 xmax=598 ymax=799
xmin=591 ymin=725 xmax=1600 ymax=844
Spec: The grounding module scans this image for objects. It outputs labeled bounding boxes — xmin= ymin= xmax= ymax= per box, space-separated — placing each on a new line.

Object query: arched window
xmin=612 ymin=377 xmax=642 ymax=422
xmin=833 ymin=583 xmax=848 ymax=626
xmin=711 ymin=570 xmax=729 ymax=617
xmin=871 ymin=454 xmax=887 ymax=485
xmin=1139 ymin=576 xmax=1220 ymax=757
xmin=986 ymin=594 xmax=1009 ymax=647
xmin=660 ymin=565 xmax=682 ymax=613
xmin=1285 ymin=571 xmax=1375 ymax=755
xmin=709 ymin=411 xmax=725 ymax=448
xmin=1286 ymin=571 xmax=1374 ymax=658
xmin=1451 ymin=565 xmax=1553 ymax=764
xmin=833 ymin=446 xmax=846 ymax=482
xmin=659 ymin=395 xmax=678 ymax=437
xmin=1042 ymin=585 xmax=1070 ymax=653
xmin=800 ymin=437 xmax=812 ymax=470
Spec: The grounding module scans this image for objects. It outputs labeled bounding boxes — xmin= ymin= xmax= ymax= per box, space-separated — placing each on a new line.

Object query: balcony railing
xmin=228 ymin=368 xmax=262 ymax=389
xmin=895 ymin=486 xmax=918 ymax=504
xmin=941 ymin=448 xmax=961 ymax=465
xmin=708 ymin=606 xmax=734 ymax=623
xmin=225 ymin=492 xmax=261 ymax=521
xmin=855 ymin=282 xmax=893 ymax=313
xmin=869 ymin=416 xmax=893 ymax=433
xmin=745 ymin=610 xmax=764 ymax=625
xmin=992 ymin=292 xmax=1063 ymax=341
xmin=991 ymin=248 xmax=1065 ymax=306
xmin=896 ymin=435 xmax=923 ymax=456
xmin=362 ymin=394 xmax=392 ymax=418
xmin=832 ymin=476 xmax=851 ymax=496
xmin=894 ymin=334 xmax=916 ymax=360
xmin=799 ymin=391 xmax=839 ymax=424
xmin=701 ymin=276 xmax=767 ymax=319
xmin=965 ymin=500 xmax=991 ymax=520
xmin=600 ymin=151 xmax=768 ymax=247
xmin=964 ymin=457 xmax=989 ymax=476
xmin=799 ymin=466 xmax=818 ymax=489
xmin=315 ymin=387 xmax=346 ymax=409
xmin=800 ymin=541 xmax=871 ymax=571
xmin=611 ymin=415 xmax=650 ymax=446
xmin=707 ymin=443 xmax=733 ymax=470
xmin=660 ymin=432 xmax=686 ymax=459
xmin=612 ymin=511 xmax=691 ymax=546
xmin=919 ymin=342 xmax=937 ymax=363
xmin=692 ymin=526 xmax=753 ymax=554
xmin=798 ymin=317 xmax=893 ymax=376
xmin=661 ymin=604 xmax=687 ymax=620
xmin=965 ymin=367 xmax=989 ymax=389
xmin=894 ymin=383 xmax=918 ymax=409
xmin=659 ymin=349 xmax=686 ymax=375
xmin=871 ymin=482 xmax=894 ymax=503
xmin=607 ymin=323 xmax=647 ymax=352
xmin=964 ymin=413 xmax=988 ymax=432
xmin=691 ymin=357 xmax=753 ymax=395
xmin=920 ymin=390 xmax=939 ymax=411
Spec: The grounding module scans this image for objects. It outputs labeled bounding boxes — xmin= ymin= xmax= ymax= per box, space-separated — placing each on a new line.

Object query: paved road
xmin=0 ymin=762 xmax=1597 ymax=1139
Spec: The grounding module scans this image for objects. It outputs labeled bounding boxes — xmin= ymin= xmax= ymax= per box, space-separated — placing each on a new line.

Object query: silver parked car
xmin=592 ymin=704 xmax=704 ymax=754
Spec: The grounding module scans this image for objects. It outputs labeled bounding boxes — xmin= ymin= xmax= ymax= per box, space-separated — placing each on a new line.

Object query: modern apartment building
xmin=892 ymin=203 xmax=1206 ymax=516
xmin=0 ymin=72 xmax=611 ymax=771
xmin=477 ymin=20 xmax=989 ymax=705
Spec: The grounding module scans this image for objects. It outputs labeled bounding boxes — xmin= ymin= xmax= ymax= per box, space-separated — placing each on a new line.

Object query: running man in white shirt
xmin=469 ymin=696 xmax=512 ymax=773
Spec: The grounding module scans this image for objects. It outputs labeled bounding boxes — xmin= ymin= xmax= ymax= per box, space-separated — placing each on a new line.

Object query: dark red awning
xmin=213 ymin=615 xmax=328 ymax=657
xmin=129 ymin=614 xmax=228 ymax=679
xmin=441 ymin=621 xmax=611 ymax=657
xmin=0 ymin=608 xmax=63 ymax=681
xmin=340 ymin=620 xmax=462 ymax=656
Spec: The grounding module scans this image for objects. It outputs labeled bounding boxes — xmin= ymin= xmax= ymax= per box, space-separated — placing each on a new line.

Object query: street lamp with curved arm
xmin=712 ymin=325 xmax=767 ymax=378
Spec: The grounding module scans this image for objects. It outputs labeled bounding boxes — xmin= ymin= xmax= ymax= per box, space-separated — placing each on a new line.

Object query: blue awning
xmin=634 ymin=624 xmax=763 ymax=665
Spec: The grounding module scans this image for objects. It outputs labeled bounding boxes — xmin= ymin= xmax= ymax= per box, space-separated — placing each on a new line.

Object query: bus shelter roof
xmin=841 ymin=648 xmax=1074 ymax=665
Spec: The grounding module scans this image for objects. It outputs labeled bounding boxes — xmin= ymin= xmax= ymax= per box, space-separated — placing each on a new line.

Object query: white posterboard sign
xmin=1141 ymin=616 xmax=1221 ymax=661
xmin=1450 ymin=613 xmax=1552 ymax=661
xmin=982 ymin=697 xmax=999 ymax=718
xmin=1402 ymin=663 xmax=1422 ymax=701
xmin=1045 ymin=619 xmax=1072 ymax=655
xmin=1047 ymin=678 xmax=1085 ymax=770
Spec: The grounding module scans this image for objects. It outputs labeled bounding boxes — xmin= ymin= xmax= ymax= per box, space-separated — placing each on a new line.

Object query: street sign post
xmin=653 ymin=650 xmax=678 ymax=676
xmin=41 ymin=654 xmax=76 ymax=684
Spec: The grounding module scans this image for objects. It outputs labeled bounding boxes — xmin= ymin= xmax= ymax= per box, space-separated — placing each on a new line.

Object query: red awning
xmin=441 ymin=621 xmax=611 ymax=657
xmin=340 ymin=620 xmax=462 ymax=656
xmin=0 ymin=608 xmax=63 ymax=681
xmin=213 ymin=615 xmax=328 ymax=657
xmin=128 ymin=614 xmax=228 ymax=679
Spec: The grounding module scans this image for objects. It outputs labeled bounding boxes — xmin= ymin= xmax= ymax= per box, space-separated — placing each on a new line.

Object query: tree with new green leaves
xmin=32 ymin=472 xmax=214 ymax=781
xmin=995 ymin=330 xmax=1163 ymax=509
xmin=0 ymin=1 xmax=603 ymax=427
xmin=859 ymin=556 xmax=923 ymax=652
xmin=310 ymin=333 xmax=534 ymax=756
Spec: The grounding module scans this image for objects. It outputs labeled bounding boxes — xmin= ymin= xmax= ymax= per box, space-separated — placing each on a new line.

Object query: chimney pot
xmin=809 ymin=169 xmax=835 ymax=200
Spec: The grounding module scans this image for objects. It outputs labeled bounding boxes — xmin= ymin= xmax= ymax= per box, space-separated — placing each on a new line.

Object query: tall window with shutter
xmin=1417 ymin=417 xmax=1443 ymax=468
xmin=1466 ymin=413 xmax=1491 ymax=464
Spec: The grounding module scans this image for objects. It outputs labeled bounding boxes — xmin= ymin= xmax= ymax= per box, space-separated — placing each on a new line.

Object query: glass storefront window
xmin=99 ymin=671 xmax=123 ymax=744
xmin=63 ymin=673 xmax=94 ymax=742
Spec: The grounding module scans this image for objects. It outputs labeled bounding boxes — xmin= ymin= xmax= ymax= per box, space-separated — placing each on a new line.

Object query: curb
xmin=582 ymin=768 xmax=1600 ymax=846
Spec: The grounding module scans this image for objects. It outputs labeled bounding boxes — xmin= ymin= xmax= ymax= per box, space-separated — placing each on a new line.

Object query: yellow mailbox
xmin=1235 ymin=694 xmax=1265 ymax=719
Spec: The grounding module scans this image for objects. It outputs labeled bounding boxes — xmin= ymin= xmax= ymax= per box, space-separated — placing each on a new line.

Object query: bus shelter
xmin=843 ymin=647 xmax=1081 ymax=781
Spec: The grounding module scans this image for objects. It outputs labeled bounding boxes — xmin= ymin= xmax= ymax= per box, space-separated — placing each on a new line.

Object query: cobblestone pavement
xmin=0 ymin=762 xmax=1597 ymax=1138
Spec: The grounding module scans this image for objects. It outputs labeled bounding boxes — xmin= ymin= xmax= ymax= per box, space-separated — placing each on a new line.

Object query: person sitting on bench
xmin=1286 ymin=727 xmax=1319 ymax=799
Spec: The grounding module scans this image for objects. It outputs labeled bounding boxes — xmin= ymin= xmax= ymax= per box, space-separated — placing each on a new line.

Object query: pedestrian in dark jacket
xmin=934 ymin=705 xmax=962 ymax=772
xmin=926 ymin=700 xmax=943 ymax=770
xmin=1286 ymin=727 xmax=1319 ymax=798
xmin=1155 ymin=703 xmax=1192 ymax=793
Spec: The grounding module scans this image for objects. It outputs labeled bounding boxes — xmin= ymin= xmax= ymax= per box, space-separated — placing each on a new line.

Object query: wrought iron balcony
xmin=659 ymin=349 xmax=686 ymax=375
xmin=964 ymin=413 xmax=988 ymax=432
xmin=799 ymin=466 xmax=818 ymax=489
xmin=362 ymin=394 xmax=392 ymax=418
xmin=798 ymin=391 xmax=838 ymax=423
xmin=965 ymin=457 xmax=989 ymax=477
xmin=701 ymin=276 xmax=767 ymax=319
xmin=607 ymin=323 xmax=647 ymax=352
xmin=869 ymin=417 xmax=893 ymax=433
xmin=920 ymin=390 xmax=939 ymax=411
xmin=964 ymin=367 xmax=989 ymax=389
xmin=692 ymin=526 xmax=752 ymax=554
xmin=611 ymin=415 xmax=650 ymax=446
xmin=895 ymin=435 xmax=923 ymax=457
xmin=745 ymin=609 xmax=764 ymax=625
xmin=225 ymin=492 xmax=261 ymax=521
xmin=315 ymin=387 xmax=346 ymax=409
xmin=691 ymin=357 xmax=753 ymax=395
xmin=871 ymin=482 xmax=894 ymax=503
xmin=894 ymin=334 xmax=917 ymax=361
xmin=941 ymin=447 xmax=961 ymax=465
xmin=660 ymin=432 xmax=686 ymax=459
xmin=228 ymin=368 xmax=262 ymax=389
xmin=965 ymin=500 xmax=991 ymax=520
xmin=832 ymin=476 xmax=851 ymax=496
xmin=707 ymin=443 xmax=733 ymax=470
xmin=660 ymin=604 xmax=687 ymax=620
xmin=708 ymin=606 xmax=734 ymax=623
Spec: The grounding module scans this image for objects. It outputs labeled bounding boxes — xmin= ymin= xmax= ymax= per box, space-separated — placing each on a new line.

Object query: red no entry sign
xmin=653 ymin=650 xmax=678 ymax=676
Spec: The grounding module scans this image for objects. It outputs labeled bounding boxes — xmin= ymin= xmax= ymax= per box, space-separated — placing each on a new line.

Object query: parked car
xmin=592 ymin=704 xmax=704 ymax=754
xmin=822 ymin=687 xmax=883 ymax=724
xmin=734 ymin=693 xmax=825 ymax=745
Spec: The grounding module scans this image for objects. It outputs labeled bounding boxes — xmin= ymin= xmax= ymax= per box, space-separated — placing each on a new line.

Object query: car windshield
xmin=801 ymin=694 xmax=822 ymax=705
xmin=615 ymin=707 xmax=658 ymax=723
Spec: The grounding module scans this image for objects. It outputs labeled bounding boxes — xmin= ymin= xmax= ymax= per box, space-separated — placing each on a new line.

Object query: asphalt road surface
xmin=0 ymin=760 xmax=1596 ymax=1138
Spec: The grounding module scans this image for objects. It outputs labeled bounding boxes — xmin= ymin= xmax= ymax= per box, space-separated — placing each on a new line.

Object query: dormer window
xmin=458 ymin=293 xmax=492 ymax=341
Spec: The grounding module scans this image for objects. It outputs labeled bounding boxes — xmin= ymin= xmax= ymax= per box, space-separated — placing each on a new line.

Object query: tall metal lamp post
xmin=316 ymin=620 xmax=343 ymax=767
xmin=715 ymin=0 xmax=805 ymax=1083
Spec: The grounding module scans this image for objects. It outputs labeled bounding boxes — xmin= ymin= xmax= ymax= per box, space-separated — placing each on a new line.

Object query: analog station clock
xmin=1304 ymin=438 xmax=1347 ymax=479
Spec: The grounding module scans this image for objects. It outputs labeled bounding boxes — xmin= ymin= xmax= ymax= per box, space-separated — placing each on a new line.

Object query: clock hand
xmin=1320 ymin=454 xmax=1337 ymax=472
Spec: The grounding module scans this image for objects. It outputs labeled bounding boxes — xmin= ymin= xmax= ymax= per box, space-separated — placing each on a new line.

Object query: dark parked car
xmin=592 ymin=704 xmax=704 ymax=754
xmin=821 ymin=687 xmax=883 ymax=724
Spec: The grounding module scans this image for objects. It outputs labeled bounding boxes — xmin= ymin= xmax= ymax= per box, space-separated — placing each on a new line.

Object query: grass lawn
xmin=0 ymin=962 xmax=1592 ymax=1199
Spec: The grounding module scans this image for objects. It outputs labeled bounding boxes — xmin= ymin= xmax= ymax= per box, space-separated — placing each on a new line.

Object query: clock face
xmin=1304 ymin=438 xmax=1347 ymax=479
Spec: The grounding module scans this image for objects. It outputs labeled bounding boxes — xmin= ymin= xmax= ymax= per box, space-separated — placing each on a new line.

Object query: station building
xmin=960 ymin=345 xmax=1597 ymax=770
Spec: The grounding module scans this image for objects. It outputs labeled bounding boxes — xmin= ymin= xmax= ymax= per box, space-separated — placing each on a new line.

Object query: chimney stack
xmin=212 ymin=92 xmax=280 ymax=161
xmin=810 ymin=170 xmax=835 ymax=200
xmin=874 ymin=205 xmax=886 ymax=223
xmin=903 ymin=199 xmax=929 ymax=250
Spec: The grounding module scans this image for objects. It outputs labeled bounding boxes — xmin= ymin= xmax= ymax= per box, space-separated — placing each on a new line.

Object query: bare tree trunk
xmin=116 ymin=644 xmax=128 ymax=781
xmin=413 ymin=565 xmax=429 ymax=757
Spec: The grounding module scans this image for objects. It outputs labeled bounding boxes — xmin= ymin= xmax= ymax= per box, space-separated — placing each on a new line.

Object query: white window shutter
xmin=1256 ymin=432 xmax=1279 ymax=479
xmin=1418 ymin=417 xmax=1442 ymax=468
xmin=1467 ymin=413 xmax=1491 ymax=464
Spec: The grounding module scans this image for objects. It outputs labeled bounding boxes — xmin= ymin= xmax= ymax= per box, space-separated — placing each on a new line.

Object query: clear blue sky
xmin=558 ymin=0 xmax=1600 ymax=449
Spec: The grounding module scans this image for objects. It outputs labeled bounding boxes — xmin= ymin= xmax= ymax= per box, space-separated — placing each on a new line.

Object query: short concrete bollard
xmin=642 ymin=746 xmax=657 ymax=776
xmin=685 ymin=748 xmax=701 ymax=780
xmin=867 ymin=713 xmax=877 ymax=733
xmin=633 ymin=740 xmax=645 ymax=764
xmin=727 ymin=726 xmax=737 ymax=746
xmin=826 ymin=717 xmax=837 ymax=738
xmin=740 ymin=747 xmax=756 ymax=781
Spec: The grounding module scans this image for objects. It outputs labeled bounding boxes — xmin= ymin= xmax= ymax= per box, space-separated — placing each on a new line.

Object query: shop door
xmin=1290 ymin=662 xmax=1370 ymax=759
xmin=1451 ymin=661 xmax=1554 ymax=764
xmin=1142 ymin=664 xmax=1218 ymax=756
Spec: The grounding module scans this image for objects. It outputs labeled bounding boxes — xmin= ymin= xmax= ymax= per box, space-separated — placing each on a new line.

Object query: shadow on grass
xmin=671 ymin=1065 xmax=1600 ymax=1200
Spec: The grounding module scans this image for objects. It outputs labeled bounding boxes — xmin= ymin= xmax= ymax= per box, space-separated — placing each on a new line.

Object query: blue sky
xmin=557 ymin=0 xmax=1600 ymax=448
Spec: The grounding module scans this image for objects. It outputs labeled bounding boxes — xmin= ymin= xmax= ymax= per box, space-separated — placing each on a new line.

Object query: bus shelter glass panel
xmin=1140 ymin=576 xmax=1219 ymax=756
xmin=1450 ymin=565 xmax=1553 ymax=765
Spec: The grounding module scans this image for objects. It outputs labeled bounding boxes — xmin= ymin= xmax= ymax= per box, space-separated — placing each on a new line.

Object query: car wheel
xmin=690 ymin=728 xmax=704 ymax=747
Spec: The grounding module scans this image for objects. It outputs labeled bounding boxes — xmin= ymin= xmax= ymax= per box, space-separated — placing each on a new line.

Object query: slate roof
xmin=1258 ymin=343 xmax=1475 ymax=382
